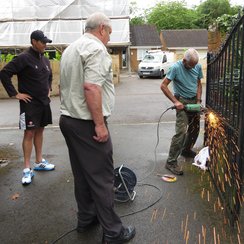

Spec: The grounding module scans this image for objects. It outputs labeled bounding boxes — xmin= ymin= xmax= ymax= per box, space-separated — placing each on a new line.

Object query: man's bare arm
xmin=84 ymin=82 xmax=108 ymax=142
xmin=160 ymin=77 xmax=184 ymax=110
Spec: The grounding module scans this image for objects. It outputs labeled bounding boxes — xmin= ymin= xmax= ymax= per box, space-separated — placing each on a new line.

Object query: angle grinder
xmin=171 ymin=104 xmax=205 ymax=112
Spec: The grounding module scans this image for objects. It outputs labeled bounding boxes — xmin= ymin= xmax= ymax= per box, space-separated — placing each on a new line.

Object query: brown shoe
xmin=165 ymin=163 xmax=183 ymax=175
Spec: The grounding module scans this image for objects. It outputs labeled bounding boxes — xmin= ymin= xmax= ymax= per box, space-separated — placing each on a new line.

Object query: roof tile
xmin=130 ymin=25 xmax=162 ymax=46
xmin=161 ymin=29 xmax=208 ymax=47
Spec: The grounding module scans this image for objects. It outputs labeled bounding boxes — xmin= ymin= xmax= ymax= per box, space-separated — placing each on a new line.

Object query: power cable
xmin=51 ymin=183 xmax=163 ymax=244
xmin=51 ymin=107 xmax=173 ymax=244
xmin=138 ymin=106 xmax=174 ymax=182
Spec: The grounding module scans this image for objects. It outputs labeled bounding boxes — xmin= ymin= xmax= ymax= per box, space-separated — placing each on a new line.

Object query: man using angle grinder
xmin=160 ymin=48 xmax=203 ymax=175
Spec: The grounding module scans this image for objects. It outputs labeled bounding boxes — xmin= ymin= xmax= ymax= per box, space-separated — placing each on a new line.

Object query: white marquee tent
xmin=0 ymin=0 xmax=130 ymax=48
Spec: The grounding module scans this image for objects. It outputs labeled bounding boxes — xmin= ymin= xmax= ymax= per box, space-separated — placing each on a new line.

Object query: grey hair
xmin=184 ymin=48 xmax=199 ymax=62
xmin=85 ymin=12 xmax=111 ymax=32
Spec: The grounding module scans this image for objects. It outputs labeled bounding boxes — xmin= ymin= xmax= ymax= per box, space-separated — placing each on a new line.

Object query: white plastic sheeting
xmin=0 ymin=0 xmax=130 ymax=47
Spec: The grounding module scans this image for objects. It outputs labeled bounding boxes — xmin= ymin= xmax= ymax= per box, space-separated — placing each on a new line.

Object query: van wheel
xmin=139 ymin=75 xmax=143 ymax=79
xmin=160 ymin=70 xmax=164 ymax=78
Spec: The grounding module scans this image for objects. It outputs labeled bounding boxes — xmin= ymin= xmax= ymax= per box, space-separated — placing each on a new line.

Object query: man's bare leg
xmin=34 ymin=127 xmax=44 ymax=163
xmin=22 ymin=129 xmax=35 ymax=169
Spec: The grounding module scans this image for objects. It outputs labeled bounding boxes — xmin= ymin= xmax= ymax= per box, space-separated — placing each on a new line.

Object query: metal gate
xmin=206 ymin=12 xmax=244 ymax=225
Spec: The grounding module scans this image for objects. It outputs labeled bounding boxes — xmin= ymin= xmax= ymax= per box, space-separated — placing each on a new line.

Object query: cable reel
xmin=114 ymin=164 xmax=137 ymax=202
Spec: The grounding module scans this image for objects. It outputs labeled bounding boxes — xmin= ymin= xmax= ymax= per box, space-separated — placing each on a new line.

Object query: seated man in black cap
xmin=0 ymin=30 xmax=55 ymax=185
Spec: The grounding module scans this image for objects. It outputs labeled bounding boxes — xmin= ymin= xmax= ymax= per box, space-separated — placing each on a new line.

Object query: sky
xmin=131 ymin=0 xmax=244 ymax=10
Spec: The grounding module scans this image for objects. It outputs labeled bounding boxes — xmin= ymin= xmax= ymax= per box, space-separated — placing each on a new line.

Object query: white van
xmin=138 ymin=51 xmax=174 ymax=79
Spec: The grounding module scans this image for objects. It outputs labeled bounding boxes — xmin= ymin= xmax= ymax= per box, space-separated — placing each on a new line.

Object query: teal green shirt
xmin=166 ymin=60 xmax=203 ymax=98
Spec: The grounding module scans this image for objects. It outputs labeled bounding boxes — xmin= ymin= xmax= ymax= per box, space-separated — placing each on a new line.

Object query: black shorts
xmin=19 ymin=101 xmax=52 ymax=130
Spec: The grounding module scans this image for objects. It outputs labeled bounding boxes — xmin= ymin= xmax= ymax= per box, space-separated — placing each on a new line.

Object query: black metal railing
xmin=206 ymin=11 xmax=244 ymax=225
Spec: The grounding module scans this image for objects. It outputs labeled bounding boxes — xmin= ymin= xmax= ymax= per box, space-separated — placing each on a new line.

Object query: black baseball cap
xmin=30 ymin=30 xmax=52 ymax=43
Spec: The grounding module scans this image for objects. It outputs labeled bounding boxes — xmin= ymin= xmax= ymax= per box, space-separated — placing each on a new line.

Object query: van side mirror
xmin=162 ymin=55 xmax=167 ymax=63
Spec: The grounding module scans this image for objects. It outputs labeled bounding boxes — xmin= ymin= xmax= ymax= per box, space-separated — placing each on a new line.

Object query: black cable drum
xmin=114 ymin=166 xmax=137 ymax=202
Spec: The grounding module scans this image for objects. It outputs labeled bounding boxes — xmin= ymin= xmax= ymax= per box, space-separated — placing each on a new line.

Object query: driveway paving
xmin=0 ymin=73 xmax=241 ymax=244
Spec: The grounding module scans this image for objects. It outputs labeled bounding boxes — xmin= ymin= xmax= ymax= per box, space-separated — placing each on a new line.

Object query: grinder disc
xmin=161 ymin=174 xmax=177 ymax=182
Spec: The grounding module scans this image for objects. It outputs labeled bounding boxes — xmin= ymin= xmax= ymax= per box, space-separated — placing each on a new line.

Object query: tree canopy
xmin=146 ymin=1 xmax=198 ymax=30
xmin=130 ymin=0 xmax=242 ymax=33
xmin=195 ymin=0 xmax=232 ymax=28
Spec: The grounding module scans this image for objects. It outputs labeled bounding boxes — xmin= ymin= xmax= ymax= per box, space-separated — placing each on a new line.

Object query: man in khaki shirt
xmin=59 ymin=12 xmax=135 ymax=244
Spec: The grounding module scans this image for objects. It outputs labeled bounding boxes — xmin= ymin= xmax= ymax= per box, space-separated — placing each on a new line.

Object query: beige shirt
xmin=60 ymin=33 xmax=114 ymax=120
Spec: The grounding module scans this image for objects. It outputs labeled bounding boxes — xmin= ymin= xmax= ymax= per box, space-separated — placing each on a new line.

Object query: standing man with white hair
xmin=59 ymin=12 xmax=135 ymax=243
xmin=160 ymin=48 xmax=203 ymax=175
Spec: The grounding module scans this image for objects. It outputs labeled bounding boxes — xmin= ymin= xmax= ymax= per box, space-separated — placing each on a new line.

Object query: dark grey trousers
xmin=59 ymin=115 xmax=122 ymax=236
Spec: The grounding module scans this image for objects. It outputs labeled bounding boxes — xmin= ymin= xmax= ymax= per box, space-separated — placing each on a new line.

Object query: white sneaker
xmin=22 ymin=168 xmax=34 ymax=185
xmin=33 ymin=158 xmax=55 ymax=171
